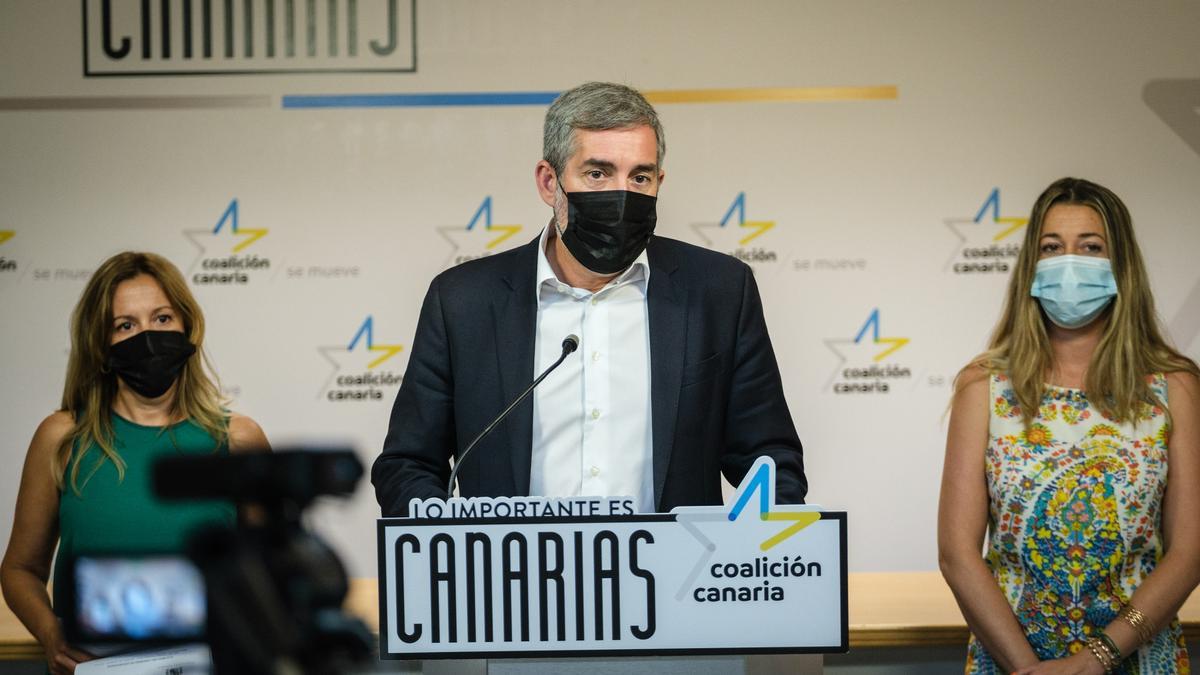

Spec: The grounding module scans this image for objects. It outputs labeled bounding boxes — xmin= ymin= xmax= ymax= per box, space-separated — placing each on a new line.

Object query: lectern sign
xmin=377 ymin=457 xmax=847 ymax=659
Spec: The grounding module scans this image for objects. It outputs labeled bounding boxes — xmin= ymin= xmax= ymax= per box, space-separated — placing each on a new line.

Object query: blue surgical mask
xmin=1030 ymin=255 xmax=1118 ymax=329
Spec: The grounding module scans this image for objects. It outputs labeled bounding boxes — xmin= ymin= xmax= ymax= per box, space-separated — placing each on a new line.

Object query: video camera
xmin=60 ymin=449 xmax=374 ymax=675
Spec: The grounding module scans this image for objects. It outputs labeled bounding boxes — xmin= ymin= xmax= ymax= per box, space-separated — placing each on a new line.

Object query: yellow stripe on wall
xmin=642 ymin=86 xmax=898 ymax=104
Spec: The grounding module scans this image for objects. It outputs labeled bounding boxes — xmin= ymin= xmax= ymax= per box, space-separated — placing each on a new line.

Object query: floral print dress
xmin=965 ymin=373 xmax=1188 ymax=674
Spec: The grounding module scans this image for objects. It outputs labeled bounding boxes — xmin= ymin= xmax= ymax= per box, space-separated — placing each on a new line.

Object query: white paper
xmin=75 ymin=644 xmax=211 ymax=675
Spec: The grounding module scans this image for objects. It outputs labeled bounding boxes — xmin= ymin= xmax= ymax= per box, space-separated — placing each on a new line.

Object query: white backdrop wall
xmin=2 ymin=1 xmax=1198 ymax=578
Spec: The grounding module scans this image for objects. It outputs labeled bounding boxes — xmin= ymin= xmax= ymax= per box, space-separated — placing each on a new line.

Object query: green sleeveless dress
xmin=52 ymin=414 xmax=236 ymax=614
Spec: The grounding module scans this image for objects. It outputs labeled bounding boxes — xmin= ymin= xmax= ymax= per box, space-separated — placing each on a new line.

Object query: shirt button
xmin=592 ymin=351 xmax=601 ymax=362
xmin=591 ymin=408 xmax=600 ymax=419
xmin=590 ymin=466 xmax=601 ymax=477
xmin=590 ymin=296 xmax=599 ymax=306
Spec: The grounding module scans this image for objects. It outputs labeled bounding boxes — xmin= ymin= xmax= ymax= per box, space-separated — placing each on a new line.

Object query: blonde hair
xmin=55 ymin=252 xmax=228 ymax=493
xmin=962 ymin=177 xmax=1198 ymax=427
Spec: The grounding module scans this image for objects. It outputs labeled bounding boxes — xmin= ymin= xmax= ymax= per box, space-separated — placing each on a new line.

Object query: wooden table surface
xmin=6 ymin=572 xmax=1198 ymax=659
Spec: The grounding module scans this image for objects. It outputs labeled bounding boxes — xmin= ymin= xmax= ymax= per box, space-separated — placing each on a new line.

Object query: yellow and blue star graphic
xmin=437 ymin=197 xmax=522 ymax=268
xmin=183 ymin=198 xmax=270 ymax=269
xmin=726 ymin=458 xmax=822 ymax=551
xmin=671 ymin=456 xmax=828 ymax=600
xmin=344 ymin=315 xmax=404 ymax=368
xmin=317 ymin=316 xmax=404 ymax=397
xmin=690 ymin=192 xmax=775 ymax=248
xmin=943 ymin=188 xmax=1028 ymax=270
xmin=823 ymin=308 xmax=910 ymax=388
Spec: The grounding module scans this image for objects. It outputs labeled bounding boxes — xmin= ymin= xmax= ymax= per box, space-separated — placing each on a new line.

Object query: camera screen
xmin=71 ymin=554 xmax=206 ymax=642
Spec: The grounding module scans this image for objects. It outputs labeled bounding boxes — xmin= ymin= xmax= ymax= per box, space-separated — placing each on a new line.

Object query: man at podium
xmin=373 ymin=82 xmax=806 ymax=516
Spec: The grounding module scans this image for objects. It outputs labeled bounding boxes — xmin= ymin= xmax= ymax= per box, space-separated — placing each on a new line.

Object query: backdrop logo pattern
xmin=944 ymin=188 xmax=1028 ymax=274
xmin=22 ymin=230 xmax=93 ymax=284
xmin=82 ymin=0 xmax=417 ymax=76
xmin=318 ymin=315 xmax=404 ymax=402
xmin=690 ymin=192 xmax=778 ymax=265
xmin=184 ymin=198 xmax=272 ymax=285
xmin=0 ymin=230 xmax=15 ymax=274
xmin=438 ymin=197 xmax=522 ymax=268
xmin=824 ymin=308 xmax=912 ymax=394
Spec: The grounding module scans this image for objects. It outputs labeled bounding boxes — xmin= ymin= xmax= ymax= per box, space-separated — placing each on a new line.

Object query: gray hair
xmin=542 ymin=82 xmax=666 ymax=176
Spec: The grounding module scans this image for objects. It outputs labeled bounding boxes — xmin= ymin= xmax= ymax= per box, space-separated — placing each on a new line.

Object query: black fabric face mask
xmin=107 ymin=330 xmax=196 ymax=399
xmin=557 ymin=184 xmax=658 ymax=275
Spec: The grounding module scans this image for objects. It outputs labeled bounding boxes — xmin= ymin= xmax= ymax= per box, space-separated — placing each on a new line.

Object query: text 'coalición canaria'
xmin=833 ymin=363 xmax=912 ymax=394
xmin=328 ymin=371 xmax=403 ymax=402
xmin=192 ymin=255 xmax=270 ymax=285
xmin=693 ymin=555 xmax=823 ymax=603
xmin=953 ymin=244 xmax=1021 ymax=274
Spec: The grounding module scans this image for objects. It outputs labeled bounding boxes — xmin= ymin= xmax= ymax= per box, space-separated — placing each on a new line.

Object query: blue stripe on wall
xmin=282 ymin=91 xmax=561 ymax=108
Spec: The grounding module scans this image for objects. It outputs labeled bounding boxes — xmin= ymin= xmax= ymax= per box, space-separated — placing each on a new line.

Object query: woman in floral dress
xmin=938 ymin=178 xmax=1200 ymax=674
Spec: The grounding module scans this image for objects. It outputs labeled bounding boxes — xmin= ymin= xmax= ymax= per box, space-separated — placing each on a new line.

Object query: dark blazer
xmin=372 ymin=236 xmax=806 ymax=516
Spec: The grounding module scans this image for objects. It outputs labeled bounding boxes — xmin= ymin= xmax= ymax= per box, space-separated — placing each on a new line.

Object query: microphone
xmin=446 ymin=334 xmax=579 ymax=498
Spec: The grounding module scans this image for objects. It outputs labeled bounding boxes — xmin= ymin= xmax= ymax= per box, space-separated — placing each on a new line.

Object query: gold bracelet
xmin=1086 ymin=636 xmax=1115 ymax=673
xmin=1097 ymin=631 xmax=1124 ymax=663
xmin=1119 ymin=604 xmax=1155 ymax=643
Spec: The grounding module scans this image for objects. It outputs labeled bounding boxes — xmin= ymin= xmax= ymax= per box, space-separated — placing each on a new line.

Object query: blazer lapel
xmin=647 ymin=239 xmax=687 ymax=511
xmin=493 ymin=239 xmax=539 ymax=496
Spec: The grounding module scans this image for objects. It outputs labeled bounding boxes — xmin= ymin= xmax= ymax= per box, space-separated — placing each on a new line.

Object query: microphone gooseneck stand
xmin=445 ymin=334 xmax=579 ymax=498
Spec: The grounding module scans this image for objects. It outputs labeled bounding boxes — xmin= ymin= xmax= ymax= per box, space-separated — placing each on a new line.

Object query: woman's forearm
xmin=1 ymin=564 xmax=61 ymax=649
xmin=941 ymin=551 xmax=1040 ymax=672
xmin=1099 ymin=550 xmax=1200 ymax=660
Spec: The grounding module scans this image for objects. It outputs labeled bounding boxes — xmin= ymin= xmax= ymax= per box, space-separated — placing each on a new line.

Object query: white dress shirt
xmin=529 ymin=223 xmax=655 ymax=513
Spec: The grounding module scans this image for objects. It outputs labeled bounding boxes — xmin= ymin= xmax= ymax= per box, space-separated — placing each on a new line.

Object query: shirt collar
xmin=535 ymin=221 xmax=650 ymax=300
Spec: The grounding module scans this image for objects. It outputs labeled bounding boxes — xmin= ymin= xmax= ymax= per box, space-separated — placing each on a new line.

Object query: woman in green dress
xmin=1 ymin=252 xmax=270 ymax=674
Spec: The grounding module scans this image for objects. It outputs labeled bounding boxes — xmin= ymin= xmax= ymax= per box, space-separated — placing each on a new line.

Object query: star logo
xmin=0 ymin=231 xmax=13 ymax=246
xmin=672 ymin=456 xmax=824 ymax=600
xmin=317 ymin=316 xmax=405 ymax=399
xmin=824 ymin=309 xmax=909 ymax=388
xmin=438 ymin=197 xmax=522 ymax=268
xmin=943 ymin=188 xmax=1027 ymax=271
xmin=321 ymin=315 xmax=403 ymax=368
xmin=183 ymin=199 xmax=270 ymax=271
xmin=726 ymin=459 xmax=822 ymax=551
xmin=690 ymin=192 xmax=775 ymax=249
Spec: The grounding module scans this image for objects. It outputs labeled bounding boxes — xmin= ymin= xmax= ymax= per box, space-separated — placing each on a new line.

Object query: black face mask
xmin=557 ymin=184 xmax=657 ymax=275
xmin=107 ymin=330 xmax=196 ymax=399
